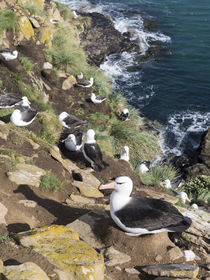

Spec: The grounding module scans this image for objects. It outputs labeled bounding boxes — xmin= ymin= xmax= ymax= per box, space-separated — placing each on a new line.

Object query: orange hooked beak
xmin=98 ymin=181 xmax=115 ymax=190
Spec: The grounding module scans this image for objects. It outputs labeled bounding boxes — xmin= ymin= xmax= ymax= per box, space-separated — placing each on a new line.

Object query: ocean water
xmin=60 ymin=0 xmax=210 ymax=157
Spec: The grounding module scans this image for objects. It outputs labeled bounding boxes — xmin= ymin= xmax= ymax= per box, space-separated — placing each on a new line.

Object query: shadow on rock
xmin=13 ymin=185 xmax=87 ymax=225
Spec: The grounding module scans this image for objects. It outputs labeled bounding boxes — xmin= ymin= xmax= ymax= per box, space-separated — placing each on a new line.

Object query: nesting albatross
xmin=0 ymin=48 xmax=18 ymax=61
xmin=59 ymin=112 xmax=88 ymax=129
xmin=0 ymin=95 xmax=30 ymax=108
xmin=74 ymin=77 xmax=93 ymax=88
xmin=90 ymin=93 xmax=106 ymax=104
xmin=82 ymin=129 xmax=108 ymax=171
xmin=10 ymin=106 xmax=38 ymax=127
xmin=99 ymin=176 xmax=192 ymax=236
xmin=61 ymin=132 xmax=83 ymax=151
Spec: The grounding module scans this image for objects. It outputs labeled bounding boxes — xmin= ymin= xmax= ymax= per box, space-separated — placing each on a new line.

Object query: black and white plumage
xmin=58 ymin=112 xmax=88 ymax=129
xmin=61 ymin=132 xmax=83 ymax=151
xmin=120 ymin=146 xmax=129 ymax=162
xmin=50 ymin=19 xmax=59 ymax=24
xmin=74 ymin=77 xmax=94 ymax=88
xmin=0 ymin=95 xmax=30 ymax=108
xmin=82 ymin=129 xmax=108 ymax=171
xmin=73 ymin=10 xmax=78 ymax=19
xmin=76 ymin=72 xmax=83 ymax=80
xmin=139 ymin=161 xmax=150 ymax=173
xmin=0 ymin=48 xmax=18 ymax=61
xmin=90 ymin=93 xmax=106 ymax=104
xmin=10 ymin=106 xmax=38 ymax=127
xmin=119 ymin=108 xmax=130 ymax=121
xmin=99 ymin=176 xmax=192 ymax=236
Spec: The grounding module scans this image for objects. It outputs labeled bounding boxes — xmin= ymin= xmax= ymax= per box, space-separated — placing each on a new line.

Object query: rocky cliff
xmin=0 ymin=1 xmax=209 ymax=280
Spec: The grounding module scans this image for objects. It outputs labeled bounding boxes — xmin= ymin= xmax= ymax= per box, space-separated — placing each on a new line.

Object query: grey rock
xmin=142 ymin=263 xmax=199 ymax=278
xmin=101 ymin=246 xmax=131 ymax=266
xmin=167 ymin=247 xmax=184 ymax=261
xmin=67 ymin=210 xmax=109 ymax=249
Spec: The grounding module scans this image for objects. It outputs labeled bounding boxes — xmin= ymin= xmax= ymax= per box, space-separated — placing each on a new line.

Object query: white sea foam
xmin=159 ymin=111 xmax=210 ymax=156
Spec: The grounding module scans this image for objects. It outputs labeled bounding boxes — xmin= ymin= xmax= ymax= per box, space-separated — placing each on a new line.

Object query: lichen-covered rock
xmin=17 ymin=225 xmax=104 ymax=280
xmin=0 ymin=261 xmax=49 ymax=280
xmin=7 ymin=163 xmax=46 ymax=187
xmin=30 ymin=17 xmax=40 ymax=29
xmin=39 ymin=27 xmax=53 ymax=45
xmin=47 ymin=8 xmax=61 ymax=21
xmin=142 ymin=263 xmax=199 ymax=279
xmin=73 ymin=181 xmax=104 ymax=198
xmin=0 ymin=1 xmax=7 ymax=9
xmin=62 ymin=75 xmax=77 ymax=90
xmin=18 ymin=16 xmax=35 ymax=40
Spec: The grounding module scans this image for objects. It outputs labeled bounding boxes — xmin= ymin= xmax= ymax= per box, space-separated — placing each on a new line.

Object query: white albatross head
xmin=58 ymin=111 xmax=68 ymax=121
xmin=21 ymin=96 xmax=31 ymax=107
xmin=177 ymin=191 xmax=191 ymax=204
xmin=99 ymin=176 xmax=133 ymax=197
xmin=123 ymin=108 xmax=129 ymax=114
xmin=120 ymin=146 xmax=129 ymax=161
xmin=85 ymin=129 xmax=95 ymax=143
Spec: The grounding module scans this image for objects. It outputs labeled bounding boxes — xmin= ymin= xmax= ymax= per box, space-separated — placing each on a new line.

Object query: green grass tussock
xmin=140 ymin=164 xmax=177 ymax=187
xmin=21 ymin=2 xmax=46 ymax=17
xmin=182 ymin=175 xmax=210 ymax=203
xmin=20 ymin=56 xmax=34 ymax=72
xmin=38 ymin=111 xmax=63 ymax=146
xmin=40 ymin=171 xmax=63 ymax=192
xmin=0 ymin=10 xmax=18 ymax=37
xmin=18 ymin=81 xmax=50 ymax=111
xmin=55 ymin=1 xmax=74 ymax=20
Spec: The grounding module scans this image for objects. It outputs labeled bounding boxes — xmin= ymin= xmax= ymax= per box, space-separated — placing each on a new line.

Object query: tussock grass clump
xmin=110 ymin=118 xmax=160 ymax=165
xmin=140 ymin=164 xmax=177 ymax=187
xmin=38 ymin=111 xmax=62 ymax=146
xmin=22 ymin=2 xmax=46 ymax=17
xmin=20 ymin=56 xmax=34 ymax=72
xmin=0 ymin=10 xmax=18 ymax=37
xmin=182 ymin=175 xmax=210 ymax=203
xmin=0 ymin=148 xmax=22 ymax=172
xmin=55 ymin=2 xmax=74 ymax=20
xmin=0 ymin=108 xmax=13 ymax=122
xmin=40 ymin=171 xmax=63 ymax=192
xmin=18 ymin=81 xmax=50 ymax=111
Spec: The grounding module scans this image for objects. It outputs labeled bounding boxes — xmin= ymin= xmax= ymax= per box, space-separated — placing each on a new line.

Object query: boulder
xmin=68 ymin=210 xmax=109 ymax=249
xmin=7 ymin=163 xmax=46 ymax=187
xmin=17 ymin=225 xmax=104 ymax=280
xmin=39 ymin=27 xmax=53 ymax=45
xmin=100 ymin=246 xmax=131 ymax=266
xmin=18 ymin=16 xmax=35 ymax=40
xmin=0 ymin=260 xmax=50 ymax=280
xmin=142 ymin=263 xmax=199 ymax=279
xmin=62 ymin=75 xmax=77 ymax=90
xmin=72 ymin=181 xmax=104 ymax=198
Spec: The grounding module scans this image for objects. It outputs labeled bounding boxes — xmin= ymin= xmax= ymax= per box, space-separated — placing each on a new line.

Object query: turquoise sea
xmin=61 ymin=0 xmax=210 ymax=157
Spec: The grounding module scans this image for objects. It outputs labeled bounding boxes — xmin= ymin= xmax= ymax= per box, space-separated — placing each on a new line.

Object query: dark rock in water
xmin=80 ymin=12 xmax=135 ymax=65
xmin=182 ymin=129 xmax=210 ymax=180
xmin=198 ymin=128 xmax=210 ymax=168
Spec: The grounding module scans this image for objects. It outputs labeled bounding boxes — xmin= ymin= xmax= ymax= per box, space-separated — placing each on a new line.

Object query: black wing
xmin=119 ymin=112 xmax=128 ymax=121
xmin=83 ymin=143 xmax=105 ymax=166
xmin=75 ymin=132 xmax=83 ymax=145
xmin=64 ymin=115 xmax=87 ymax=128
xmin=0 ymin=48 xmax=12 ymax=53
xmin=0 ymin=95 xmax=21 ymax=107
xmin=20 ymin=108 xmax=38 ymax=122
xmin=115 ymin=197 xmax=191 ymax=231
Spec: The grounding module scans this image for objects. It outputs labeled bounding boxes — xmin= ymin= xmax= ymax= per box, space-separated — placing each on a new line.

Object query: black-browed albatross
xmin=99 ymin=176 xmax=192 ymax=236
xmin=10 ymin=105 xmax=38 ymax=127
xmin=82 ymin=129 xmax=108 ymax=171
xmin=0 ymin=95 xmax=30 ymax=108
xmin=58 ymin=112 xmax=88 ymax=129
